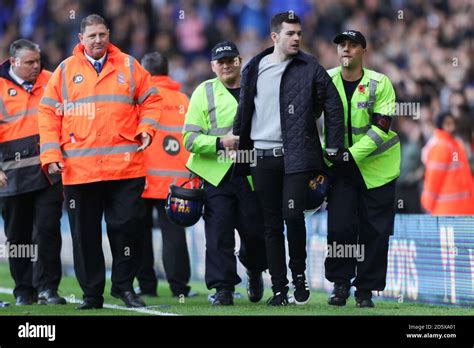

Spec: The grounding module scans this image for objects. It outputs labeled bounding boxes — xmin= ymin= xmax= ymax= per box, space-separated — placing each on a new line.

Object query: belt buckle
xmin=273 ymin=148 xmax=284 ymax=157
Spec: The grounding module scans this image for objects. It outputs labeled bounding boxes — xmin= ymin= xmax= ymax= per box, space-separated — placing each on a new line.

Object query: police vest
xmin=183 ymin=78 xmax=236 ymax=186
xmin=326 ymin=66 xmax=401 ymax=189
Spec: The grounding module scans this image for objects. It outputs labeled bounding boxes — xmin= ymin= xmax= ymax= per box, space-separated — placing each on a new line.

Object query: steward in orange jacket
xmin=136 ymin=52 xmax=196 ymax=298
xmin=421 ymin=112 xmax=474 ymax=215
xmin=0 ymin=39 xmax=65 ymax=305
xmin=37 ymin=14 xmax=162 ymax=310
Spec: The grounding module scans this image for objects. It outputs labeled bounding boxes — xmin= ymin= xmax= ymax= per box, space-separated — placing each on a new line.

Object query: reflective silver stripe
xmin=369 ymin=135 xmax=400 ymax=156
xmin=0 ymin=98 xmax=9 ymax=118
xmin=345 ymin=125 xmax=370 ymax=135
xmin=60 ymin=62 xmax=68 ymax=101
xmin=183 ymin=124 xmax=204 ymax=133
xmin=183 ymin=124 xmax=232 ymax=137
xmin=426 ymin=161 xmax=461 ymax=171
xmin=208 ymin=126 xmax=233 ymax=136
xmin=41 ymin=97 xmax=61 ymax=108
xmin=205 ymin=82 xmax=218 ymax=129
xmin=424 ymin=190 xmax=471 ymax=202
xmin=1 ymin=108 xmax=38 ymax=123
xmin=367 ymin=79 xmax=377 ymax=116
xmin=41 ymin=142 xmax=61 ymax=154
xmin=2 ymin=156 xmax=40 ymax=171
xmin=366 ymin=129 xmax=384 ymax=147
xmin=155 ymin=124 xmax=183 ymax=132
xmin=73 ymin=94 xmax=134 ymax=104
xmin=147 ymin=169 xmax=190 ymax=178
xmin=128 ymin=55 xmax=135 ymax=101
xmin=185 ymin=132 xmax=200 ymax=151
xmin=62 ymin=144 xmax=138 ymax=158
xmin=140 ymin=117 xmax=159 ymax=130
xmin=137 ymin=87 xmax=158 ymax=104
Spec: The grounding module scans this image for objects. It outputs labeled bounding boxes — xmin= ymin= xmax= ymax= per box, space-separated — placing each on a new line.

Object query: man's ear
xmin=78 ymin=32 xmax=83 ymax=44
xmin=270 ymin=32 xmax=279 ymax=44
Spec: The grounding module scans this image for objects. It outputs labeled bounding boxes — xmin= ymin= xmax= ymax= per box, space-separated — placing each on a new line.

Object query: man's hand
xmin=0 ymin=170 xmax=7 ymax=188
xmin=325 ymin=148 xmax=353 ymax=166
xmin=137 ymin=132 xmax=151 ymax=152
xmin=221 ymin=132 xmax=239 ymax=150
xmin=48 ymin=162 xmax=64 ymax=175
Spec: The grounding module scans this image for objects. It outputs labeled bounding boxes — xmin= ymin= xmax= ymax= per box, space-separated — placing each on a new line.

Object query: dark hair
xmin=80 ymin=14 xmax=108 ymax=34
xmin=270 ymin=12 xmax=301 ymax=33
xmin=435 ymin=111 xmax=454 ymax=129
xmin=10 ymin=39 xmax=40 ymax=57
xmin=141 ymin=52 xmax=168 ymax=76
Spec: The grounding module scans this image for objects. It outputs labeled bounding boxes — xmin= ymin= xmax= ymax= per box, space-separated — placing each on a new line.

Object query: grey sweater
xmin=250 ymin=55 xmax=291 ymax=149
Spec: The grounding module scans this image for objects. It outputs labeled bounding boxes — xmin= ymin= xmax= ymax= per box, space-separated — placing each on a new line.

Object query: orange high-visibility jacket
xmin=421 ymin=129 xmax=474 ymax=215
xmin=142 ymin=75 xmax=195 ymax=199
xmin=0 ymin=61 xmax=58 ymax=196
xmin=38 ymin=43 xmax=162 ymax=185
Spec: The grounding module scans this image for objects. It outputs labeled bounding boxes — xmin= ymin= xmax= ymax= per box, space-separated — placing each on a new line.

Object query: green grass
xmin=0 ymin=262 xmax=472 ymax=316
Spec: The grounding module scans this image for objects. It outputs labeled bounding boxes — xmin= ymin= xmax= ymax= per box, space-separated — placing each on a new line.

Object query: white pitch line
xmin=0 ymin=287 xmax=177 ymax=316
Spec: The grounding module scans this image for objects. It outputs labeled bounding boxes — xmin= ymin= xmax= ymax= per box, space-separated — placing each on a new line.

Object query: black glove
xmin=325 ymin=148 xmax=354 ymax=167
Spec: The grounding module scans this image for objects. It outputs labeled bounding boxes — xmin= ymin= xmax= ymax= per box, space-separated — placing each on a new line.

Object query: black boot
xmin=327 ymin=283 xmax=351 ymax=306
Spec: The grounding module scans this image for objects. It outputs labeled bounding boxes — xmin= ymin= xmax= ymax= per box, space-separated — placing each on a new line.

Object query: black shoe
xmin=328 ymin=283 xmax=351 ymax=306
xmin=15 ymin=295 xmax=35 ymax=306
xmin=355 ymin=289 xmax=375 ymax=308
xmin=293 ymin=274 xmax=311 ymax=305
xmin=75 ymin=300 xmax=103 ymax=310
xmin=246 ymin=270 xmax=264 ymax=303
xmin=266 ymin=292 xmax=289 ymax=306
xmin=135 ymin=287 xmax=158 ymax=298
xmin=38 ymin=289 xmax=66 ymax=305
xmin=111 ymin=290 xmax=146 ymax=308
xmin=211 ymin=289 xmax=233 ymax=306
xmin=0 ymin=301 xmax=10 ymax=307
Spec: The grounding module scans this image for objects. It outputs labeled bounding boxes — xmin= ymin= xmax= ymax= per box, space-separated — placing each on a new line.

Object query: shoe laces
xmin=294 ymin=275 xmax=309 ymax=291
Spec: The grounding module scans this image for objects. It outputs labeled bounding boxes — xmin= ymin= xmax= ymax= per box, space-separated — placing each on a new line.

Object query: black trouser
xmin=325 ymin=166 xmax=396 ymax=291
xmin=137 ymin=198 xmax=191 ymax=296
xmin=203 ymin=175 xmax=267 ymax=291
xmin=64 ymin=177 xmax=145 ymax=303
xmin=251 ymin=156 xmax=312 ymax=295
xmin=1 ymin=182 xmax=63 ymax=298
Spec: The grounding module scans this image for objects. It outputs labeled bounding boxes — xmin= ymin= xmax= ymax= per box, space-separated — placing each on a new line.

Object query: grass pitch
xmin=0 ymin=263 xmax=471 ymax=316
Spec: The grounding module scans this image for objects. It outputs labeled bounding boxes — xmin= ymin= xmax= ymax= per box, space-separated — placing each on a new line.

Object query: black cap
xmin=333 ymin=30 xmax=367 ymax=48
xmin=211 ymin=41 xmax=240 ymax=61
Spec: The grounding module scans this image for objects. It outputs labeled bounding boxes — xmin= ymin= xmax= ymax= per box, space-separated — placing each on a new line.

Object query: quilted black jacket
xmin=233 ymin=46 xmax=344 ymax=175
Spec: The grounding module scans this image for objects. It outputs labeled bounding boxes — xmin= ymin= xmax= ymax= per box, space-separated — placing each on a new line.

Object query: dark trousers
xmin=64 ymin=177 xmax=145 ymax=302
xmin=325 ymin=167 xmax=396 ymax=291
xmin=137 ymin=198 xmax=191 ymax=296
xmin=251 ymin=156 xmax=312 ymax=295
xmin=203 ymin=175 xmax=267 ymax=291
xmin=1 ymin=182 xmax=63 ymax=298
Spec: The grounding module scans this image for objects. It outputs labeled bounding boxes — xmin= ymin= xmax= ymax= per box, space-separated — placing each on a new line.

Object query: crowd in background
xmin=0 ymin=0 xmax=472 ymax=213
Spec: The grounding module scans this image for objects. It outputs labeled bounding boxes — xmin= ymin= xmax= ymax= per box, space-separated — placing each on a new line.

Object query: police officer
xmin=324 ymin=30 xmax=401 ymax=307
xmin=183 ymin=41 xmax=267 ymax=306
xmin=136 ymin=52 xmax=196 ymax=298
xmin=38 ymin=14 xmax=161 ymax=309
xmin=0 ymin=39 xmax=65 ymax=306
